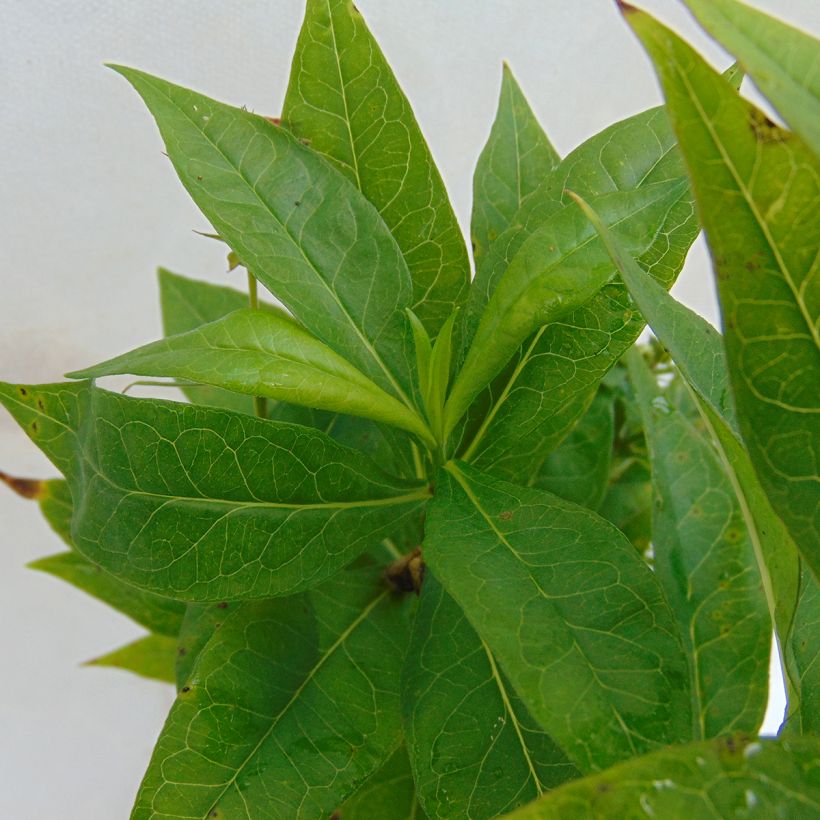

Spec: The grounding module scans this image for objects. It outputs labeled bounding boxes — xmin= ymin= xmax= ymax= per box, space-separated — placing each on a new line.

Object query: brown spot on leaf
xmin=749 ymin=109 xmax=789 ymax=144
xmin=18 ymin=387 xmax=28 ymax=397
xmin=265 ymin=116 xmax=281 ymax=126
xmin=0 ymin=470 xmax=46 ymax=500
xmin=178 ymin=647 xmax=187 ymax=656
xmin=616 ymin=0 xmax=637 ymax=12
xmin=217 ymin=602 xmax=229 ymax=609
xmin=181 ymin=686 xmax=191 ymax=693
xmin=499 ymin=511 xmax=513 ymax=521
xmin=596 ymin=781 xmax=613 ymax=793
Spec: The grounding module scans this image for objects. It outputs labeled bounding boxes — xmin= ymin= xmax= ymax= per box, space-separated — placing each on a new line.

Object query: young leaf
xmin=281 ymin=0 xmax=470 ymax=334
xmin=85 ymin=634 xmax=177 ymax=683
xmin=504 ymin=734 xmax=820 ymax=819
xmin=426 ymin=309 xmax=459 ymax=442
xmin=403 ymin=575 xmax=578 ymax=818
xmin=446 ymin=180 xmax=686 ymax=437
xmin=532 ymin=390 xmax=615 ymax=510
xmin=133 ymin=555 xmax=413 ymax=819
xmin=628 ymin=350 xmax=770 ymax=738
xmin=112 ymin=66 xmax=418 ymax=405
xmin=625 ymin=8 xmax=820 ymax=580
xmin=424 ymin=461 xmax=691 ymax=773
xmin=471 ymin=64 xmax=560 ymax=267
xmin=68 ymin=308 xmax=435 ymax=447
xmin=684 ymin=0 xmax=820 ymax=155
xmin=0 ymin=381 xmax=429 ymax=601
xmin=336 ymin=746 xmax=427 ymax=820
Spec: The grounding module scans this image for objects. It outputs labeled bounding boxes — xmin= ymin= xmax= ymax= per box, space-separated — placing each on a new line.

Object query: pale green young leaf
xmin=426 ymin=309 xmax=459 ymax=441
xmin=336 ymin=746 xmax=427 ymax=820
xmin=403 ymin=575 xmax=578 ymax=819
xmin=532 ymin=391 xmax=614 ymax=510
xmin=133 ymin=555 xmax=413 ymax=819
xmin=282 ymin=0 xmax=469 ymax=334
xmin=471 ymin=64 xmax=560 ymax=268
xmin=407 ymin=308 xmax=433 ymax=403
xmin=504 ymin=734 xmax=820 ymax=819
xmin=85 ymin=634 xmax=177 ymax=684
xmin=112 ymin=66 xmax=418 ymax=406
xmin=424 ymin=461 xmax=691 ymax=773
xmin=446 ymin=180 xmax=687 ymax=438
xmin=684 ymin=0 xmax=820 ymax=155
xmin=625 ymin=7 xmax=820 ymax=579
xmin=628 ymin=350 xmax=770 ymax=739
xmin=68 ymin=308 xmax=434 ymax=447
xmin=0 ymin=381 xmax=429 ymax=601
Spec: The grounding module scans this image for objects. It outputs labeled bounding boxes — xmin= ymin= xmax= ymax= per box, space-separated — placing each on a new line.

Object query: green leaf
xmin=112 ymin=66 xmax=418 ymax=406
xmin=85 ymin=634 xmax=177 ymax=683
xmin=133 ymin=555 xmax=413 ymax=819
xmin=461 ymin=110 xmax=701 ymax=478
xmin=336 ymin=745 xmax=427 ymax=820
xmin=627 ymin=350 xmax=770 ymax=738
xmin=69 ymin=308 xmax=434 ymax=447
xmin=684 ymin=0 xmax=820 ymax=155
xmin=426 ymin=309 xmax=459 ymax=442
xmin=625 ymin=8 xmax=820 ymax=580
xmin=598 ymin=457 xmax=653 ymax=554
xmin=403 ymin=574 xmax=578 ymax=818
xmin=30 ymin=552 xmax=185 ymax=637
xmin=532 ymin=390 xmax=614 ymax=510
xmin=281 ymin=0 xmax=469 ymax=334
xmin=424 ymin=461 xmax=691 ymax=773
xmin=504 ymin=734 xmax=820 ymax=819
xmin=471 ymin=64 xmax=560 ymax=268
xmin=446 ymin=180 xmax=687 ymax=438
xmin=0 ymin=381 xmax=429 ymax=601
xmin=174 ymin=603 xmax=225 ymax=690
xmin=785 ymin=564 xmax=820 ymax=735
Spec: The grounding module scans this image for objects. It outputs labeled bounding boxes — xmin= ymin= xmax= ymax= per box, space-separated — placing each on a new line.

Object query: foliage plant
xmin=3 ymin=0 xmax=819 ymax=817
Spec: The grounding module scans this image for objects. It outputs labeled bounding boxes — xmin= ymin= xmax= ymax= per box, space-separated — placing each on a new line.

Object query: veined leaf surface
xmin=0 ymin=381 xmax=428 ymax=601
xmin=504 ymin=734 xmax=820 ymax=819
xmin=133 ymin=555 xmax=413 ymax=819
xmin=403 ymin=575 xmax=578 ymax=818
xmin=86 ymin=634 xmax=177 ymax=684
xmin=113 ymin=66 xmax=418 ymax=404
xmin=282 ymin=0 xmax=469 ymax=334
xmin=626 ymin=6 xmax=820 ymax=580
xmin=424 ymin=461 xmax=691 ymax=773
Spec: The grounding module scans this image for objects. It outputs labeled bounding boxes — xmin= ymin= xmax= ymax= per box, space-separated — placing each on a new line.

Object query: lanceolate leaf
xmin=785 ymin=565 xmax=820 ymax=735
xmin=461 ymin=110 xmax=701 ymax=477
xmin=446 ymin=180 xmax=687 ymax=437
xmin=282 ymin=0 xmax=469 ymax=335
xmin=0 ymin=381 xmax=429 ymax=601
xmin=133 ymin=555 xmax=413 ymax=819
xmin=69 ymin=309 xmax=434 ymax=447
xmin=628 ymin=350 xmax=770 ymax=739
xmin=626 ymin=7 xmax=820 ymax=580
xmin=85 ymin=634 xmax=177 ymax=683
xmin=425 ymin=461 xmax=691 ymax=773
xmin=504 ymin=734 xmax=820 ymax=819
xmin=336 ymin=746 xmax=427 ymax=820
xmin=471 ymin=64 xmax=560 ymax=269
xmin=532 ymin=390 xmax=614 ymax=509
xmin=403 ymin=576 xmax=578 ymax=819
xmin=684 ymin=0 xmax=820 ymax=155
xmin=112 ymin=66 xmax=418 ymax=405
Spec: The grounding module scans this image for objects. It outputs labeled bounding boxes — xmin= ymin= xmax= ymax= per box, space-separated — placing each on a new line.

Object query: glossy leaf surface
xmin=403 ymin=575 xmax=578 ymax=818
xmin=505 ymin=734 xmax=820 ymax=819
xmin=133 ymin=556 xmax=412 ymax=819
xmin=113 ymin=66 xmax=418 ymax=404
xmin=282 ymin=0 xmax=469 ymax=335
xmin=627 ymin=7 xmax=820 ymax=580
xmin=425 ymin=461 xmax=691 ymax=773
xmin=0 ymin=381 xmax=428 ymax=601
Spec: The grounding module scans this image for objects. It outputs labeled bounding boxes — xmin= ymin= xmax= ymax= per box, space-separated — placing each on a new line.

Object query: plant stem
xmin=247 ymin=270 xmax=267 ymax=419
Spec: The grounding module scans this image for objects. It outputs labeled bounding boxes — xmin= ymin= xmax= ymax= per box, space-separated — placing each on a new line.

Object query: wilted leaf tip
xmin=0 ymin=469 xmax=46 ymax=500
xmin=615 ymin=0 xmax=638 ymax=13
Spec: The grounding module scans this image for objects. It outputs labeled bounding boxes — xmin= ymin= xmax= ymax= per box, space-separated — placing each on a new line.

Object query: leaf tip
xmin=0 ymin=469 xmax=47 ymax=500
xmin=615 ymin=0 xmax=638 ymax=13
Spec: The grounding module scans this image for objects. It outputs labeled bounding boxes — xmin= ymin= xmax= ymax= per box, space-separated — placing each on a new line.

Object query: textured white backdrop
xmin=1 ymin=1 xmax=818 ymax=816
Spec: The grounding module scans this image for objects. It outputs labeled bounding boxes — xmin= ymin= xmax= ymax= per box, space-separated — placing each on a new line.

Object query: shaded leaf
xmin=113 ymin=66 xmax=418 ymax=405
xmin=504 ymin=734 xmax=820 ymax=819
xmin=471 ymin=64 xmax=560 ymax=269
xmin=282 ymin=0 xmax=469 ymax=334
xmin=133 ymin=555 xmax=413 ymax=819
xmin=625 ymin=6 xmax=820 ymax=580
xmin=784 ymin=563 xmax=820 ymax=735
xmin=85 ymin=634 xmax=177 ymax=683
xmin=0 ymin=381 xmax=428 ymax=601
xmin=424 ymin=461 xmax=691 ymax=773
xmin=684 ymin=0 xmax=820 ymax=154
xmin=403 ymin=574 xmax=578 ymax=818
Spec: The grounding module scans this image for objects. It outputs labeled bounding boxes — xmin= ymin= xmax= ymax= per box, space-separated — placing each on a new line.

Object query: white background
xmin=1 ymin=1 xmax=818 ymax=816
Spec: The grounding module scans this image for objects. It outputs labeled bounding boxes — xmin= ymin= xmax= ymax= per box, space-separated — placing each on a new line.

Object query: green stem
xmin=247 ymin=270 xmax=267 ymax=419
